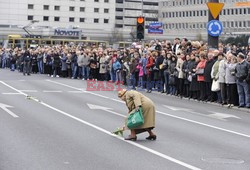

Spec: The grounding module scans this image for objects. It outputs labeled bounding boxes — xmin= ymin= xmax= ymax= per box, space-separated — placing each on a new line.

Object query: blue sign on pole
xmin=148 ymin=28 xmax=163 ymax=34
xmin=207 ymin=20 xmax=223 ymax=37
xmin=149 ymin=22 xmax=163 ymax=29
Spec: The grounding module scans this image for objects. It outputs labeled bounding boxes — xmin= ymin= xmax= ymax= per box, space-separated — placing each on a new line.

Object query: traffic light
xmin=136 ymin=17 xmax=145 ymax=40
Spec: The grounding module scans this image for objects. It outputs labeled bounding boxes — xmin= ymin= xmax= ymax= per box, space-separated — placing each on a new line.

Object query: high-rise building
xmin=159 ymin=0 xmax=250 ymax=40
xmin=115 ymin=0 xmax=159 ymax=41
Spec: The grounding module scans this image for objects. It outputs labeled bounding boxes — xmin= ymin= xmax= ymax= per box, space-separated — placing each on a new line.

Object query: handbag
xmin=211 ymin=79 xmax=220 ymax=92
xmin=187 ymin=74 xmax=192 ymax=82
xmin=196 ymin=68 xmax=204 ymax=75
xmin=127 ymin=107 xmax=144 ymax=129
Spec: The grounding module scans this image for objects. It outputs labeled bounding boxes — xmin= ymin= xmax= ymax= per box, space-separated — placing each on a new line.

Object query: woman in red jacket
xmin=195 ymin=51 xmax=207 ymax=101
xmin=146 ymin=52 xmax=155 ymax=93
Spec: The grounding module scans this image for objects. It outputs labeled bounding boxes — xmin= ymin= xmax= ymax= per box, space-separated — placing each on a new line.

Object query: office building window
xmin=239 ymin=21 xmax=242 ymax=27
xmin=104 ymin=19 xmax=109 ymax=23
xmin=43 ymin=16 xmax=49 ymax=21
xmin=69 ymin=6 xmax=75 ymax=11
xmin=54 ymin=6 xmax=60 ymax=11
xmin=116 ymin=8 xmax=123 ymax=12
xmin=80 ymin=0 xmax=85 ymax=1
xmin=239 ymin=8 xmax=242 ymax=14
xmin=223 ymin=9 xmax=226 ymax=15
xmin=44 ymin=5 xmax=49 ymax=10
xmin=80 ymin=7 xmax=85 ymax=12
xmin=231 ymin=9 xmax=234 ymax=15
xmin=80 ymin=18 xmax=85 ymax=22
xmin=94 ymin=18 xmax=99 ymax=23
xmin=201 ymin=10 xmax=203 ymax=16
xmin=115 ymin=24 xmax=123 ymax=28
xmin=28 ymin=4 xmax=34 ymax=9
xmin=94 ymin=8 xmax=99 ymax=12
xmin=116 ymin=16 xmax=123 ymax=20
xmin=204 ymin=10 xmax=207 ymax=16
xmin=27 ymin=15 xmax=33 ymax=20
xmin=231 ymin=21 xmax=234 ymax=27
xmin=104 ymin=0 xmax=109 ymax=2
xmin=243 ymin=21 xmax=246 ymax=27
xmin=94 ymin=0 xmax=99 ymax=2
xmin=54 ymin=17 xmax=60 ymax=21
xmin=104 ymin=8 xmax=109 ymax=13
xmin=69 ymin=17 xmax=75 ymax=22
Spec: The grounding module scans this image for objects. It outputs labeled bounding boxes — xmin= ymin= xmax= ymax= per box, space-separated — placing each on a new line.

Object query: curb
xmin=145 ymin=89 xmax=250 ymax=113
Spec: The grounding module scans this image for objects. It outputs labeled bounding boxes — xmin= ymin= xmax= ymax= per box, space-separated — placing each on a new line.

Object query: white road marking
xmin=163 ymin=105 xmax=191 ymax=111
xmin=208 ymin=111 xmax=241 ymax=120
xmin=156 ymin=110 xmax=250 ymax=138
xmin=163 ymin=105 xmax=227 ymax=121
xmin=46 ymin=80 xmax=250 ymax=139
xmin=19 ymin=90 xmax=38 ymax=93
xmin=0 ymin=103 xmax=18 ymax=118
xmin=0 ymin=80 xmax=201 ymax=170
xmin=2 ymin=92 xmax=22 ymax=95
xmin=68 ymin=91 xmax=85 ymax=93
xmin=18 ymin=80 xmax=26 ymax=82
xmin=43 ymin=90 xmax=62 ymax=93
xmin=87 ymin=103 xmax=126 ymax=118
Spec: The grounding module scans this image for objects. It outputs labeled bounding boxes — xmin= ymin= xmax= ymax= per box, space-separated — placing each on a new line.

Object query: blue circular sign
xmin=207 ymin=20 xmax=223 ymax=37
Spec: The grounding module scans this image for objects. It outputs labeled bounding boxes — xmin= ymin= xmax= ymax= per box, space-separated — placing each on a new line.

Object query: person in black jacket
xmin=235 ymin=53 xmax=250 ymax=108
xmin=204 ymin=52 xmax=216 ymax=102
xmin=31 ymin=51 xmax=38 ymax=73
xmin=22 ymin=50 xmax=31 ymax=76
xmin=52 ymin=51 xmax=61 ymax=77
xmin=10 ymin=52 xmax=16 ymax=71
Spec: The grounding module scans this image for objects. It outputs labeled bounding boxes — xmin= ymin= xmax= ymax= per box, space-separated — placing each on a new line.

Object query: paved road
xmin=0 ymin=69 xmax=250 ymax=170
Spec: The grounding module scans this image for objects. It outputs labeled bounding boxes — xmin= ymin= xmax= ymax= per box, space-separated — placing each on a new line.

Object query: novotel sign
xmin=54 ymin=29 xmax=81 ymax=37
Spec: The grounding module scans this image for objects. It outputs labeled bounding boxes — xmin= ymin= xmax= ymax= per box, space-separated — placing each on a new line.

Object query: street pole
xmin=141 ymin=0 xmax=145 ymax=47
xmin=208 ymin=0 xmax=219 ymax=49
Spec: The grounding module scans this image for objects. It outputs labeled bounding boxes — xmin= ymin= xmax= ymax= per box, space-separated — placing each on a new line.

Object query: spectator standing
xmin=204 ymin=53 xmax=215 ymax=102
xmin=195 ymin=52 xmax=207 ymax=101
xmin=225 ymin=53 xmax=238 ymax=107
xmin=218 ymin=53 xmax=227 ymax=105
xmin=22 ymin=50 xmax=31 ymax=76
xmin=235 ymin=53 xmax=250 ymax=108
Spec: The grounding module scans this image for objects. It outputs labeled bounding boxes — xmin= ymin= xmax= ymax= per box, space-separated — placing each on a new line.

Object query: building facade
xmin=0 ymin=0 xmax=116 ymax=40
xmin=159 ymin=0 xmax=250 ymax=40
xmin=115 ymin=0 xmax=159 ymax=41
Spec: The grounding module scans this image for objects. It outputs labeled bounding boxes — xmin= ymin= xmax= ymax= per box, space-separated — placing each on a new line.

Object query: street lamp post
xmin=208 ymin=0 xmax=219 ymax=49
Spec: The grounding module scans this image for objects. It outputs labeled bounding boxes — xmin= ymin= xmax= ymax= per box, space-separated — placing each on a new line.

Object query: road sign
xmin=207 ymin=20 xmax=223 ymax=37
xmin=149 ymin=22 xmax=163 ymax=29
xmin=207 ymin=2 xmax=224 ymax=19
xmin=148 ymin=28 xmax=163 ymax=34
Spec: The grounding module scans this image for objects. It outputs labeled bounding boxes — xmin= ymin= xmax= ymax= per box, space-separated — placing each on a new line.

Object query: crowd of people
xmin=1 ymin=38 xmax=250 ymax=108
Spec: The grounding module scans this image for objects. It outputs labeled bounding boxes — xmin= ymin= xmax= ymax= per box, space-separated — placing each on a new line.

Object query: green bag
xmin=127 ymin=107 xmax=144 ymax=129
